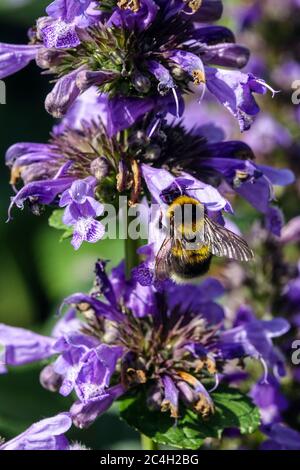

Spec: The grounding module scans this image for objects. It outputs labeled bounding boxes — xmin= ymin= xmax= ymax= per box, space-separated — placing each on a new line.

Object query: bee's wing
xmin=204 ymin=216 xmax=254 ymax=262
xmin=155 ymin=236 xmax=174 ymax=281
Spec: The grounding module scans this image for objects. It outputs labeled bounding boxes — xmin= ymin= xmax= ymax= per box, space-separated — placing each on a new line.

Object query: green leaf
xmin=48 ymin=210 xmax=73 ymax=241
xmin=119 ymin=386 xmax=260 ymax=450
xmin=212 ymin=388 xmax=261 ymax=436
xmin=0 ymin=365 xmax=139 ymax=450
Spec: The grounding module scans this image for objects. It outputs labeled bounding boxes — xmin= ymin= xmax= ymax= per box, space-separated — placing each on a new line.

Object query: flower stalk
xmin=124 ymin=220 xmax=140 ymax=280
xmin=124 ymin=214 xmax=154 ymax=449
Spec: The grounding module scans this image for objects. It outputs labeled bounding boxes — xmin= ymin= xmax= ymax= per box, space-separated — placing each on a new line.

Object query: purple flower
xmin=0 ymin=324 xmax=55 ymax=373
xmin=280 ymin=217 xmax=300 ymax=244
xmin=53 ymin=333 xmax=104 ymax=397
xmin=205 ymin=68 xmax=277 ymax=131
xmin=0 ymin=413 xmax=72 ymax=450
xmin=59 ymin=178 xmax=105 ymax=249
xmin=0 ymin=43 xmax=41 ymax=80
xmin=235 ymin=2 xmax=262 ymax=31
xmin=283 ymin=275 xmax=300 ymax=307
xmin=107 ymin=0 xmax=159 ymax=31
xmin=264 ymin=206 xmax=284 ymax=237
xmin=41 ymin=18 xmax=82 ymax=49
xmin=160 ymin=118 xmax=294 ymax=231
xmin=141 ymin=164 xmax=232 ymax=213
xmin=8 ymin=177 xmax=76 ymax=220
xmin=44 ymin=67 xmax=88 ymax=118
xmin=72 ymin=345 xmax=123 ymax=403
xmin=198 ymin=156 xmax=293 ymax=227
xmin=220 ymin=306 xmax=290 ymax=381
xmin=261 ymin=424 xmax=300 ymax=451
xmin=250 ymin=378 xmax=288 ymax=425
xmin=161 ymin=375 xmax=180 ymax=418
xmin=8 ymin=90 xmax=277 ymax=247
xmin=70 ymin=384 xmax=124 ymax=428
xmin=0 ymin=0 xmax=265 ymax=126
xmin=0 ymin=260 xmax=290 ymax=431
xmin=46 ymin=0 xmax=95 ymax=22
xmin=241 ymin=114 xmax=292 ymax=156
xmin=42 ymin=0 xmax=101 ymax=49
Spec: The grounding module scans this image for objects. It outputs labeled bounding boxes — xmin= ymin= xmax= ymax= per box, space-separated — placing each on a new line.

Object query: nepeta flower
xmin=142 ymin=164 xmax=232 ymax=212
xmin=164 ymin=108 xmax=294 ymax=233
xmin=220 ymin=305 xmax=290 ymax=383
xmin=0 ymin=0 xmax=267 ymax=129
xmin=8 ymin=86 xmax=291 ymax=245
xmin=280 ymin=217 xmax=300 ymax=245
xmin=0 ymin=91 xmax=237 ymax=245
xmin=59 ymin=178 xmax=105 ymax=249
xmin=250 ymin=378 xmax=288 ymax=425
xmin=0 ymin=414 xmax=72 ymax=451
xmin=0 ymin=324 xmax=55 ymax=373
xmin=260 ymin=424 xmax=300 ymax=451
xmin=0 ymin=261 xmax=289 ymax=430
xmin=145 ymin=119 xmax=293 ymax=222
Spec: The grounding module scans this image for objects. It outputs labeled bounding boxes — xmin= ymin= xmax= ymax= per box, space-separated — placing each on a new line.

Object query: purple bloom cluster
xmin=0 ymin=0 xmax=272 ymax=130
xmin=6 ymin=89 xmax=293 ymax=247
xmin=0 ymin=261 xmax=289 ymax=440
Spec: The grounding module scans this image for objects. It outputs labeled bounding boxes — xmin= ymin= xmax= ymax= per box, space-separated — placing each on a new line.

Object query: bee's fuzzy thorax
xmin=167 ymin=195 xmax=205 ymax=235
xmin=166 ymin=195 xmax=201 ymax=218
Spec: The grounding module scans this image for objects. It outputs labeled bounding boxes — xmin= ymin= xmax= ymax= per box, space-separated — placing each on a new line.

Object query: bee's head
xmin=160 ymin=180 xmax=186 ymax=205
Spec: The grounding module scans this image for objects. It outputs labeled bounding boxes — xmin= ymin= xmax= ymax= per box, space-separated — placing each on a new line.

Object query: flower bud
xmin=36 ymin=48 xmax=63 ymax=69
xmin=39 ymin=365 xmax=62 ymax=392
xmin=133 ymin=73 xmax=151 ymax=94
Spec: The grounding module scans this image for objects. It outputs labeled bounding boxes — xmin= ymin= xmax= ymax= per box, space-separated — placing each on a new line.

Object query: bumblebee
xmin=155 ymin=195 xmax=254 ymax=282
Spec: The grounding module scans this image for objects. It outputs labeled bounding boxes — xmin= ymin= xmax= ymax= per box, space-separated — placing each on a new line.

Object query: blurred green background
xmin=0 ymin=0 xmax=139 ymax=450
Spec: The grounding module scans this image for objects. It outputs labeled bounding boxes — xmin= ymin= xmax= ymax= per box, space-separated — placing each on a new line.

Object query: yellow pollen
xmin=205 ymin=358 xmax=217 ymax=375
xmin=192 ymin=69 xmax=206 ymax=85
xmin=129 ymin=158 xmax=141 ymax=207
xmin=194 ymin=395 xmax=214 ymax=418
xmin=161 ymin=400 xmax=179 ymax=419
xmin=126 ymin=368 xmax=147 ymax=384
xmin=184 ymin=0 xmax=203 ymax=13
xmin=10 ymin=166 xmax=22 ymax=185
xmin=117 ymin=0 xmax=140 ymax=13
xmin=177 ymin=370 xmax=198 ymax=387
xmin=235 ymin=169 xmax=249 ymax=180
xmin=195 ymin=359 xmax=205 ymax=373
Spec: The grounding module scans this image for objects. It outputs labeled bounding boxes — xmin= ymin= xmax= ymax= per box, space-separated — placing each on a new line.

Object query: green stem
xmin=141 ymin=434 xmax=159 ymax=451
xmin=124 ymin=207 xmax=140 ymax=279
xmin=124 ymin=214 xmax=158 ymax=451
xmin=125 ymin=236 xmax=140 ymax=279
